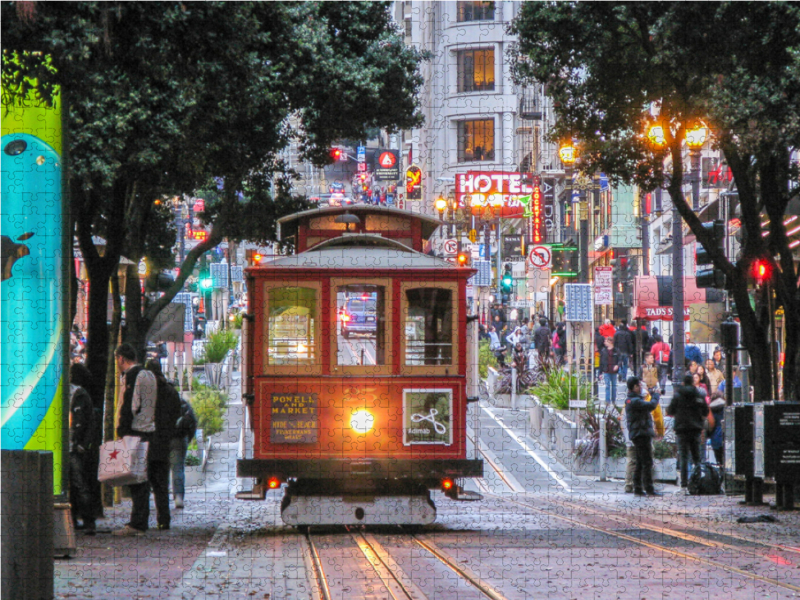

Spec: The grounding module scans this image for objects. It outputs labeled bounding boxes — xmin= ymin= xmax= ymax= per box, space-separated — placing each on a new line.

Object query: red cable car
xmin=237 ymin=206 xmax=483 ymax=526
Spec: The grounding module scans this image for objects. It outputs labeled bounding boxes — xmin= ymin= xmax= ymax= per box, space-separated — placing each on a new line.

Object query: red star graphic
xmin=109 ymin=449 xmax=120 ymax=460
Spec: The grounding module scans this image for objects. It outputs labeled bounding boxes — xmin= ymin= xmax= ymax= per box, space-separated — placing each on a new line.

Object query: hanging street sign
xmin=406 ymin=165 xmax=422 ymax=200
xmin=443 ymin=239 xmax=458 ymax=254
xmin=374 ymin=149 xmax=400 ymax=181
xmin=528 ymin=245 xmax=552 ymax=269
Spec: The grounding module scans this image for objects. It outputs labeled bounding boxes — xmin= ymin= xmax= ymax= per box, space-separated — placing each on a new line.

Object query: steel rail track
xmin=488 ymin=493 xmax=800 ymax=594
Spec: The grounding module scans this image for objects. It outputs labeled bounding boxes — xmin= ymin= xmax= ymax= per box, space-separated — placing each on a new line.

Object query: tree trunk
xmin=102 ymin=271 xmax=122 ymax=508
xmin=84 ymin=261 xmax=113 ymax=411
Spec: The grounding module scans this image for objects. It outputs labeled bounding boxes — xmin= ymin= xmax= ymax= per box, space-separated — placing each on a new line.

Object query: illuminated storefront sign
xmin=456 ymin=171 xmax=536 ymax=218
xmin=530 ymin=185 xmax=544 ymax=243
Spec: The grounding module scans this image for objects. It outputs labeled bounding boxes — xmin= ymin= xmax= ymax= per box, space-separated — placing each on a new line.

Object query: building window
xmin=457 ymin=1 xmax=495 ymax=22
xmin=457 ymin=119 xmax=494 ymax=162
xmin=457 ymin=48 xmax=495 ymax=93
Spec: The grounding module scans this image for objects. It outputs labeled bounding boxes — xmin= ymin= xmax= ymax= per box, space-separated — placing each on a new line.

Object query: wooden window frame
xmin=260 ymin=280 xmax=322 ymax=376
xmin=399 ymin=281 xmax=459 ymax=377
xmin=329 ymin=277 xmax=395 ymax=376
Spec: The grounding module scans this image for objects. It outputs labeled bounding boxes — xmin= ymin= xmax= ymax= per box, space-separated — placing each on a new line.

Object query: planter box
xmin=184 ymin=465 xmax=205 ymax=488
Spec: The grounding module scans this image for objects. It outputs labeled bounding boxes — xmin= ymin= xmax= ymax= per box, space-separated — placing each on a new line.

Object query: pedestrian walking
xmin=650 ymin=335 xmax=671 ymax=391
xmin=488 ymin=325 xmax=501 ymax=351
xmin=624 ymin=377 xmax=661 ymax=496
xmin=600 ymin=337 xmax=620 ymax=405
xmin=666 ymin=374 xmax=709 ymax=490
xmin=69 ymin=365 xmax=97 ymax=535
xmin=599 ymin=319 xmax=616 ymax=339
xmin=112 ymin=344 xmax=159 ymax=535
xmin=705 ymin=359 xmax=725 ymax=396
xmin=640 ymin=352 xmax=660 ymax=396
xmin=708 ymin=392 xmax=726 ymax=466
xmin=172 ymin=395 xmax=198 ymax=509
xmin=613 ymin=321 xmax=634 ymax=382
xmin=533 ymin=318 xmax=551 ymax=365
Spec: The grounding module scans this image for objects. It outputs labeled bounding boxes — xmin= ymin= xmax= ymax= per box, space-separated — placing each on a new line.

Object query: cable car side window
xmin=404 ymin=288 xmax=453 ymax=366
xmin=266 ymin=286 xmax=318 ymax=369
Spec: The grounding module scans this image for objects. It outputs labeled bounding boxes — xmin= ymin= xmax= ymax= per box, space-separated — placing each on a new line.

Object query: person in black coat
xmin=666 ymin=375 xmax=710 ymax=489
xmin=69 ymin=365 xmax=97 ymax=534
xmin=600 ymin=338 xmax=621 ymax=405
xmin=533 ymin=318 xmax=551 ymax=364
xmin=145 ymin=359 xmax=182 ymax=530
xmin=613 ymin=321 xmax=634 ymax=383
xmin=624 ymin=377 xmax=661 ymax=496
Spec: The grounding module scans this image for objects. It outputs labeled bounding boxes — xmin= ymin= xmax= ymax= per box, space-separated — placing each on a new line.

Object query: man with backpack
xmin=666 ymin=374 xmax=710 ymax=491
xmin=172 ymin=395 xmax=198 ymax=509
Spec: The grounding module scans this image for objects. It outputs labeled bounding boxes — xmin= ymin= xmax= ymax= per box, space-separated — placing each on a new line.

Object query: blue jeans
xmin=604 ymin=373 xmax=617 ymax=404
xmin=618 ymin=353 xmax=629 ymax=382
xmin=169 ymin=436 xmax=189 ymax=497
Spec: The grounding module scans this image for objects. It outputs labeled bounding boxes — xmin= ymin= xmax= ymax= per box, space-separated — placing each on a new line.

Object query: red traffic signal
xmin=253 ymin=253 xmax=262 ymax=264
xmin=457 ymin=252 xmax=470 ymax=267
xmin=752 ymin=258 xmax=772 ymax=284
xmin=330 ymin=147 xmax=343 ymax=161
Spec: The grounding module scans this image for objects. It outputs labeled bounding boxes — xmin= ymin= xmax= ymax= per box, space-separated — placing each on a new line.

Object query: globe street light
xmin=435 ymin=195 xmax=448 ymax=239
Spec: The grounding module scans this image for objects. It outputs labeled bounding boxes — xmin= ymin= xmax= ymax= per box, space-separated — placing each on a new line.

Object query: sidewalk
xmin=54 ymin=373 xmax=244 ymax=600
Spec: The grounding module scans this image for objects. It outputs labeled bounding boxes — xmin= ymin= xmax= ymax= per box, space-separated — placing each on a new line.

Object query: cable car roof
xmin=277 ymin=205 xmax=441 ymax=243
xmin=266 ymin=234 xmax=454 ymax=269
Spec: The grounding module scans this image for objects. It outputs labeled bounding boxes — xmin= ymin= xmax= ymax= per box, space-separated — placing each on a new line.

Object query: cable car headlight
xmin=350 ymin=409 xmax=374 ymax=434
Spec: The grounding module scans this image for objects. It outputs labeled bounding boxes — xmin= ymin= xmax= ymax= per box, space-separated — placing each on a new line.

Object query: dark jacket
xmin=625 ymin=390 xmax=660 ymax=440
xmin=614 ymin=327 xmax=634 ymax=355
xmin=600 ymin=347 xmax=620 ymax=375
xmin=666 ymin=385 xmax=709 ymax=434
xmin=69 ymin=384 xmax=96 ymax=454
xmin=533 ymin=325 xmax=551 ymax=353
xmin=176 ymin=399 xmax=198 ymax=443
xmin=150 ymin=377 xmax=182 ymax=460
xmin=117 ymin=364 xmax=147 ymax=438
xmin=709 ymin=398 xmax=726 ymax=450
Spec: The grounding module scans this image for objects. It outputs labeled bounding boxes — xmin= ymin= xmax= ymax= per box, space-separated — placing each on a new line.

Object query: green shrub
xmin=531 ymin=368 xmax=593 ymax=411
xmin=185 ymin=453 xmax=201 ymax=467
xmin=478 ymin=339 xmax=497 ymax=379
xmin=653 ymin=440 xmax=677 ymax=460
xmin=190 ymin=386 xmax=228 ymax=438
xmin=609 ymin=445 xmax=627 ymax=459
xmin=200 ymin=329 xmax=238 ymax=363
xmin=231 ymin=312 xmax=244 ymax=330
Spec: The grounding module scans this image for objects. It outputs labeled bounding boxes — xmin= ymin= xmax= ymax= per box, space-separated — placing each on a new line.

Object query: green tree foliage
xmin=2 ymin=2 xmax=425 ymax=404
xmin=510 ymin=2 xmax=800 ymax=401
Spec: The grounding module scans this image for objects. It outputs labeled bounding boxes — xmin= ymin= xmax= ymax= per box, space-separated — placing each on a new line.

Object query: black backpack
xmin=176 ymin=399 xmax=198 ymax=442
xmin=688 ymin=462 xmax=724 ymax=495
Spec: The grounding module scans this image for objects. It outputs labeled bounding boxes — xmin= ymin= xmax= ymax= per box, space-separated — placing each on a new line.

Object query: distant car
xmin=330 ymin=182 xmax=345 ymax=193
xmin=329 ymin=193 xmax=345 ymax=207
xmin=340 ymin=295 xmax=377 ymax=338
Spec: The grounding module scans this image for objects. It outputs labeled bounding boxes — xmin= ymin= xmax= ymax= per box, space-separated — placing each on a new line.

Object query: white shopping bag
xmin=98 ymin=436 xmax=149 ymax=486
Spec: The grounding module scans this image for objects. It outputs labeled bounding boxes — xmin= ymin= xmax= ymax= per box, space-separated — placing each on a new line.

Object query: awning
xmin=633 ymin=276 xmax=714 ymax=321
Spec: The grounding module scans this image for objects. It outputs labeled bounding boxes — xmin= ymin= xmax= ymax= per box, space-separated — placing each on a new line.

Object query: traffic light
xmin=253 ymin=253 xmax=262 ymax=265
xmin=199 ymin=274 xmax=213 ymax=291
xmin=751 ymin=258 xmax=773 ymax=285
xmin=330 ymin=147 xmax=344 ymax=161
xmin=500 ymin=263 xmax=513 ymax=294
xmin=696 ymin=219 xmax=725 ymax=288
xmin=456 ymin=251 xmax=470 ymax=267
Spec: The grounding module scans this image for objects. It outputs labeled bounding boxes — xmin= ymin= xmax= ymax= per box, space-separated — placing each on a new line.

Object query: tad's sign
xmin=456 ymin=171 xmax=536 ymax=218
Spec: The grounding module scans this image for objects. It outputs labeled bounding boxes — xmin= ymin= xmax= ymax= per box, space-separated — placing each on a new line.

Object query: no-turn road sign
xmin=528 ymin=245 xmax=552 ymax=269
xmin=443 ymin=239 xmax=458 ymax=254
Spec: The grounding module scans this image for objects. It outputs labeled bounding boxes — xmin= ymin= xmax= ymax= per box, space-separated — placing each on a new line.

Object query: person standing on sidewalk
xmin=624 ymin=376 xmax=661 ymax=496
xmin=113 ymin=344 xmax=158 ymax=536
xmin=666 ymin=374 xmax=709 ymax=490
xmin=145 ymin=359 xmax=182 ymax=526
xmin=533 ymin=318 xmax=551 ymax=365
xmin=640 ymin=352 xmax=661 ymax=396
xmin=613 ymin=321 xmax=634 ymax=383
xmin=650 ymin=335 xmax=671 ymax=391
xmin=600 ymin=337 xmax=620 ymax=405
xmin=69 ymin=365 xmax=97 ymax=535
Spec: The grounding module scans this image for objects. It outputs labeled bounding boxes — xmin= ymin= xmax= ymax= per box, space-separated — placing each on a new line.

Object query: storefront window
xmin=336 ymin=284 xmax=386 ymax=366
xmin=404 ymin=288 xmax=453 ymax=366
xmin=267 ymin=287 xmax=317 ymax=366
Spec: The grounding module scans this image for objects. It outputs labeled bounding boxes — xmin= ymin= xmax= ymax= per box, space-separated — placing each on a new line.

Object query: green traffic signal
xmin=200 ymin=276 xmax=213 ymax=290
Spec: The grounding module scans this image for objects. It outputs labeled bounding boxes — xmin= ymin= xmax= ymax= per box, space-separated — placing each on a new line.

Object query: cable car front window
xmin=404 ymin=288 xmax=453 ymax=366
xmin=336 ymin=285 xmax=386 ymax=366
xmin=268 ymin=287 xmax=317 ymax=365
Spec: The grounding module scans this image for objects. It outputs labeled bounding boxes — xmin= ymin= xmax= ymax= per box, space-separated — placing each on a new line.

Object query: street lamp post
xmin=435 ymin=196 xmax=447 ymax=242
